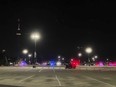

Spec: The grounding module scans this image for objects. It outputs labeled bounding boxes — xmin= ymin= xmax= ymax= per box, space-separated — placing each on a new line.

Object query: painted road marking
xmin=55 ymin=75 xmax=61 ymax=86
xmin=39 ymin=68 xmax=43 ymax=72
xmin=18 ymin=75 xmax=35 ymax=83
xmin=18 ymin=68 xmax=43 ymax=83
xmin=53 ymin=68 xmax=62 ymax=86
xmin=84 ymin=75 xmax=116 ymax=87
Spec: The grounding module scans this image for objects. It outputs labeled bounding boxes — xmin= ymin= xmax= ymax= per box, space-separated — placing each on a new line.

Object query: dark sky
xmin=0 ymin=1 xmax=116 ymax=61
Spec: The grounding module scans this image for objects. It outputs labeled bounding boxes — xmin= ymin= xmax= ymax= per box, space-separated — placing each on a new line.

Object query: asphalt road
xmin=0 ymin=67 xmax=116 ymax=87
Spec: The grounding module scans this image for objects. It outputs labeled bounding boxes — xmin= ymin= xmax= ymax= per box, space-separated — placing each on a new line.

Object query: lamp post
xmin=31 ymin=32 xmax=40 ymax=64
xmin=22 ymin=49 xmax=28 ymax=61
xmin=58 ymin=55 xmax=61 ymax=61
xmin=2 ymin=49 xmax=8 ymax=66
xmin=85 ymin=47 xmax=92 ymax=66
xmin=78 ymin=53 xmax=82 ymax=65
xmin=28 ymin=54 xmax=32 ymax=64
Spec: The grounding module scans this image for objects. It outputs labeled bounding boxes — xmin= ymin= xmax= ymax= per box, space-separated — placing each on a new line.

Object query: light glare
xmin=85 ymin=47 xmax=92 ymax=54
xmin=22 ymin=49 xmax=28 ymax=54
xmin=31 ymin=32 xmax=40 ymax=40
xmin=56 ymin=61 xmax=61 ymax=66
xmin=78 ymin=53 xmax=82 ymax=57
xmin=28 ymin=54 xmax=32 ymax=57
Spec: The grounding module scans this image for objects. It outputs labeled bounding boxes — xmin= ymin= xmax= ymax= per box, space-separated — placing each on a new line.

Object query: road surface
xmin=0 ymin=67 xmax=116 ymax=87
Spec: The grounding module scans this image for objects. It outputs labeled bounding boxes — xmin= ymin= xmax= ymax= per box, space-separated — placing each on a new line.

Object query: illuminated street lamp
xmin=28 ymin=54 xmax=32 ymax=64
xmin=61 ymin=57 xmax=65 ymax=65
xmin=22 ymin=49 xmax=28 ymax=54
xmin=85 ymin=47 xmax=92 ymax=66
xmin=28 ymin=54 xmax=32 ymax=57
xmin=31 ymin=32 xmax=41 ymax=64
xmin=107 ymin=58 xmax=109 ymax=61
xmin=22 ymin=49 xmax=28 ymax=61
xmin=78 ymin=53 xmax=82 ymax=64
xmin=2 ymin=49 xmax=6 ymax=53
xmin=94 ymin=55 xmax=98 ymax=59
xmin=92 ymin=57 xmax=95 ymax=61
xmin=62 ymin=58 xmax=64 ymax=60
xmin=58 ymin=55 xmax=61 ymax=58
xmin=78 ymin=53 xmax=82 ymax=57
xmin=85 ymin=47 xmax=92 ymax=54
xmin=58 ymin=55 xmax=61 ymax=61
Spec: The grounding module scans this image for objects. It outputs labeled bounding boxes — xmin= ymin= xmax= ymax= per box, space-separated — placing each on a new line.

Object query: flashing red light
xmin=108 ymin=61 xmax=116 ymax=66
xmin=70 ymin=58 xmax=80 ymax=68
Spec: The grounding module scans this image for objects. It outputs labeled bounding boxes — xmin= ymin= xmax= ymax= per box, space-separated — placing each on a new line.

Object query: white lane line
xmin=53 ymin=68 xmax=55 ymax=73
xmin=18 ymin=68 xmax=43 ymax=83
xmin=18 ymin=75 xmax=35 ymax=83
xmin=39 ymin=68 xmax=43 ymax=72
xmin=84 ymin=76 xmax=116 ymax=87
xmin=55 ymin=75 xmax=62 ymax=86
xmin=53 ymin=68 xmax=62 ymax=86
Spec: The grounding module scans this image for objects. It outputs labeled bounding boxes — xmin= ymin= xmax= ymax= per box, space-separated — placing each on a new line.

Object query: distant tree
xmin=0 ymin=52 xmax=6 ymax=65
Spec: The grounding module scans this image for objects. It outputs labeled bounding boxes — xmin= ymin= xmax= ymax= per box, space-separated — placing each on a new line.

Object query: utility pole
xmin=16 ymin=18 xmax=22 ymax=63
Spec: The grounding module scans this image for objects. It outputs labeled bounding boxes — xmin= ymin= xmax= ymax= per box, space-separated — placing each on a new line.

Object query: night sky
xmin=0 ymin=1 xmax=116 ymax=61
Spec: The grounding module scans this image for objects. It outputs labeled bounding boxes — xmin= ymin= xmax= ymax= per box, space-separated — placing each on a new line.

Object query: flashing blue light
xmin=50 ymin=61 xmax=56 ymax=67
xmin=19 ymin=61 xmax=27 ymax=67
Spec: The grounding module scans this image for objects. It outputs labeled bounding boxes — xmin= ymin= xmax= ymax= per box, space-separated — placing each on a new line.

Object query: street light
xmin=85 ymin=47 xmax=92 ymax=54
xmin=31 ymin=32 xmax=41 ymax=64
xmin=92 ymin=57 xmax=95 ymax=61
xmin=58 ymin=55 xmax=61 ymax=61
xmin=85 ymin=47 xmax=92 ymax=66
xmin=22 ymin=49 xmax=28 ymax=61
xmin=28 ymin=54 xmax=32 ymax=57
xmin=28 ymin=54 xmax=32 ymax=64
xmin=78 ymin=53 xmax=82 ymax=57
xmin=2 ymin=49 xmax=6 ymax=53
xmin=22 ymin=49 xmax=28 ymax=54
xmin=62 ymin=58 xmax=64 ymax=60
xmin=58 ymin=55 xmax=61 ymax=58
xmin=94 ymin=55 xmax=98 ymax=59
xmin=78 ymin=53 xmax=82 ymax=64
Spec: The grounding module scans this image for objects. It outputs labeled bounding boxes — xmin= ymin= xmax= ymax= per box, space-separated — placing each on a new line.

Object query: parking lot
xmin=0 ymin=67 xmax=116 ymax=87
